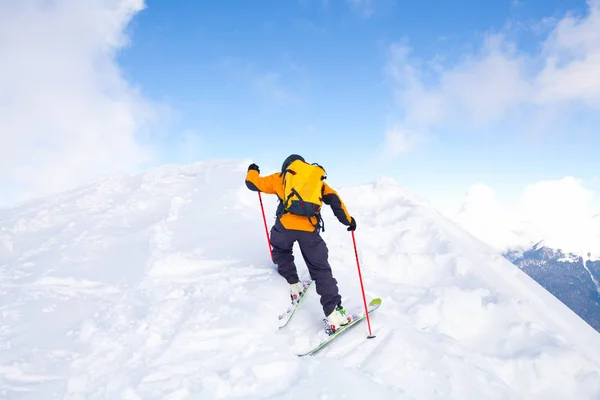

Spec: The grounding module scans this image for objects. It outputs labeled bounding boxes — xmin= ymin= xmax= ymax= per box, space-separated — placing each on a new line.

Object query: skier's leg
xmin=269 ymin=222 xmax=300 ymax=284
xmin=297 ymin=231 xmax=342 ymax=316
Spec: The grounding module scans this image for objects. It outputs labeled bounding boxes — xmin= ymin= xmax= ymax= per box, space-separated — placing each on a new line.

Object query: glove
xmin=347 ymin=217 xmax=356 ymax=231
xmin=248 ymin=163 xmax=259 ymax=173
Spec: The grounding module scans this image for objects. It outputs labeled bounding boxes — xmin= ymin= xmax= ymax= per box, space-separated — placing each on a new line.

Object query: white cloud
xmin=384 ymin=0 xmax=600 ymax=150
xmin=518 ymin=177 xmax=595 ymax=237
xmin=383 ymin=125 xmax=423 ymax=156
xmin=535 ymin=2 xmax=600 ymax=107
xmin=521 ymin=178 xmax=594 ymax=217
xmin=0 ymin=0 xmax=154 ymax=204
xmin=452 ymin=183 xmax=524 ymax=250
xmin=451 ymin=177 xmax=600 ymax=257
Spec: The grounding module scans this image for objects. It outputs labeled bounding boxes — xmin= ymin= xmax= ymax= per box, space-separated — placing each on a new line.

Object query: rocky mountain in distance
xmin=505 ymin=242 xmax=600 ymax=332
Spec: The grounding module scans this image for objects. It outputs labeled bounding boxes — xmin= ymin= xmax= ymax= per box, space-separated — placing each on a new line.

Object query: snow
xmin=1 ymin=159 xmax=600 ymax=399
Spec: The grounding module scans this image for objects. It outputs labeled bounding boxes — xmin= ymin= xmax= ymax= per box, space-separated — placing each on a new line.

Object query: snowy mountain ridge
xmin=1 ymin=159 xmax=600 ymax=399
xmin=505 ymin=240 xmax=600 ymax=333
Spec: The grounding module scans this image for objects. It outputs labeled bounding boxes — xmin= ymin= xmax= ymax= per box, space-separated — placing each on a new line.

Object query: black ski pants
xmin=269 ymin=220 xmax=342 ymax=316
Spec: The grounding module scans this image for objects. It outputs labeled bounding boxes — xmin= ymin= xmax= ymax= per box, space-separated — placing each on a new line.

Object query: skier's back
xmin=245 ymin=154 xmax=357 ymax=331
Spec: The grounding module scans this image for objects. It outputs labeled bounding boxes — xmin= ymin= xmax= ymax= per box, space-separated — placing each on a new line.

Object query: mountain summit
xmin=1 ymin=160 xmax=599 ymax=399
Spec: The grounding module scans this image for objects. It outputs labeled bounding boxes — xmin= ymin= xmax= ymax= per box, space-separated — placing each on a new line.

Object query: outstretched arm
xmin=322 ymin=182 xmax=354 ymax=228
xmin=245 ymin=164 xmax=279 ymax=195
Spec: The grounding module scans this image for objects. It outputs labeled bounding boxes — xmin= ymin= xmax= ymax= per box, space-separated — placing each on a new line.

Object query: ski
xmin=278 ymin=280 xmax=314 ymax=329
xmin=296 ymin=297 xmax=381 ymax=357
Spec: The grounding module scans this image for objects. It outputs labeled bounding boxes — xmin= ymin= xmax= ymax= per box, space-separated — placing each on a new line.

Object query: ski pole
xmin=352 ymin=230 xmax=375 ymax=339
xmin=258 ymin=192 xmax=273 ymax=261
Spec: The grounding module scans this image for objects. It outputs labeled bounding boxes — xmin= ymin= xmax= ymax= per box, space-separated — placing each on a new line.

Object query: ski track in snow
xmin=0 ymin=162 xmax=599 ymax=399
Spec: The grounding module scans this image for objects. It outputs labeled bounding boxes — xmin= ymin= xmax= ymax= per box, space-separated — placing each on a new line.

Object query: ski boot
xmin=290 ymin=281 xmax=309 ymax=304
xmin=325 ymin=305 xmax=352 ymax=335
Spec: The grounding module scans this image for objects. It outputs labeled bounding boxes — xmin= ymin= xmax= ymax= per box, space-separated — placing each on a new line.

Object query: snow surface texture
xmin=1 ymin=160 xmax=600 ymax=399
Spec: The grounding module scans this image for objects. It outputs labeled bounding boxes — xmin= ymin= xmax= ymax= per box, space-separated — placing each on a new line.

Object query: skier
xmin=245 ymin=154 xmax=357 ymax=332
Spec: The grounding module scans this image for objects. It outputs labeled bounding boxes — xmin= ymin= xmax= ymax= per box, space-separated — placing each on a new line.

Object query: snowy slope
xmin=1 ymin=160 xmax=600 ymax=399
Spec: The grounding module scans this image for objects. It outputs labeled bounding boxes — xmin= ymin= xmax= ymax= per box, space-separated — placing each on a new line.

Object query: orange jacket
xmin=245 ymin=169 xmax=353 ymax=232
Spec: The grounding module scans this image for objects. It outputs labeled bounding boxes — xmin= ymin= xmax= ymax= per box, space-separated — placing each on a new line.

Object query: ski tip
xmin=368 ymin=297 xmax=382 ymax=307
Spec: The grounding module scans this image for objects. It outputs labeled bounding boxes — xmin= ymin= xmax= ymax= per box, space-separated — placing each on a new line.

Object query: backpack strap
xmin=317 ymin=213 xmax=325 ymax=232
xmin=279 ymin=168 xmax=297 ymax=178
xmin=275 ymin=194 xmax=285 ymax=218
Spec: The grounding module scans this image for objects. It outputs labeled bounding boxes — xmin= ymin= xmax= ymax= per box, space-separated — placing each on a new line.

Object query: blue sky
xmin=114 ymin=0 xmax=600 ymax=211
xmin=1 ymin=0 xmax=599 ymax=218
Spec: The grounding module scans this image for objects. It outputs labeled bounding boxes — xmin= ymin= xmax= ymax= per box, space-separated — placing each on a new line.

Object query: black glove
xmin=347 ymin=217 xmax=356 ymax=231
xmin=248 ymin=163 xmax=259 ymax=173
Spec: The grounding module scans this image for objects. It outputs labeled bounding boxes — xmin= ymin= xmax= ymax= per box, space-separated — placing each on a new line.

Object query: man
xmin=245 ymin=154 xmax=357 ymax=331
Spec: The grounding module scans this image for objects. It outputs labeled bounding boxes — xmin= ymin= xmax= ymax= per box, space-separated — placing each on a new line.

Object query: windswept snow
xmin=1 ymin=160 xmax=600 ymax=399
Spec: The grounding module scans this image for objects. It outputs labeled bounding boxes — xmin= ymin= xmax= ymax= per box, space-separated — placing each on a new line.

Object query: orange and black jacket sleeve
xmin=245 ymin=170 xmax=279 ymax=195
xmin=322 ymin=183 xmax=352 ymax=226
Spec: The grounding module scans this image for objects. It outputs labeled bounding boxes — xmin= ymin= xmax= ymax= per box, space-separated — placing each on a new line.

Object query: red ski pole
xmin=352 ymin=230 xmax=375 ymax=338
xmin=258 ymin=192 xmax=273 ymax=261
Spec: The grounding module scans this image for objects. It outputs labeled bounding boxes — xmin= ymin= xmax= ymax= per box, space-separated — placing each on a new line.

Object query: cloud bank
xmin=0 ymin=0 xmax=153 ymax=204
xmin=452 ymin=177 xmax=600 ymax=257
xmin=384 ymin=0 xmax=600 ymax=151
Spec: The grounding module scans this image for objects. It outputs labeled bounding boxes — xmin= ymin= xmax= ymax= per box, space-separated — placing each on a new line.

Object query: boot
xmin=289 ymin=282 xmax=307 ymax=303
xmin=327 ymin=305 xmax=352 ymax=332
